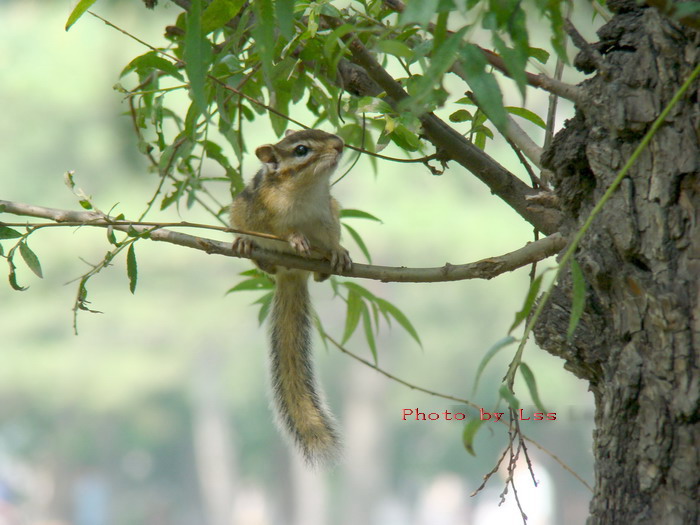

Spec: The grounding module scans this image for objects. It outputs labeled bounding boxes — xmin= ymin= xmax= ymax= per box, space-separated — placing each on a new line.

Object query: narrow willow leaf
xmin=375 ymin=298 xmax=422 ymax=347
xmin=339 ymin=209 xmax=382 ymax=222
xmin=567 ymin=258 xmax=586 ymax=341
xmin=19 ymin=242 xmax=43 ymax=278
xmin=528 ymin=46 xmax=550 ymax=64
xmin=399 ymin=0 xmax=439 ymax=26
xmin=492 ymin=33 xmax=528 ymax=98
xmin=322 ymin=24 xmax=356 ymax=71
xmin=449 ymin=109 xmax=473 ymax=123
xmin=459 ymin=44 xmax=507 ymax=130
xmin=519 ymin=362 xmax=547 ymax=413
xmin=361 ymin=302 xmax=378 ymax=364
xmin=509 ymin=274 xmax=544 ymax=333
xmin=506 ymin=106 xmax=546 ymax=129
xmin=226 ymin=277 xmax=274 ymax=294
xmin=342 ymin=289 xmax=363 ymax=344
xmin=404 ymin=26 xmax=468 ymax=111
xmin=275 ymin=0 xmax=295 ymax=39
xmin=254 ymin=291 xmax=273 ymax=325
xmin=0 ymin=226 xmax=22 ymax=240
xmin=342 ymin=224 xmax=371 ymax=264
xmin=375 ymin=40 xmax=414 ymax=59
xmin=472 ymin=336 xmax=517 ymax=394
xmin=499 ymin=385 xmax=520 ymax=410
xmin=65 ymin=0 xmax=98 ymax=31
xmin=8 ymin=265 xmax=27 ymax=291
xmin=342 ymin=282 xmax=378 ymax=302
xmin=184 ymin=0 xmax=211 ymax=116
xmin=202 ymin=0 xmax=246 ymax=34
xmin=433 ymin=10 xmax=448 ymax=49
xmin=126 ymin=243 xmax=138 ymax=294
xmin=462 ymin=419 xmax=485 ymax=456
xmin=252 ymin=0 xmax=275 ymax=88
xmin=121 ymin=51 xmax=184 ymax=81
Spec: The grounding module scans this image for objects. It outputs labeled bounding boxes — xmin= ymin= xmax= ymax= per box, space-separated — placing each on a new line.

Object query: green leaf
xmin=375 ymin=298 xmax=422 ymax=347
xmin=674 ymin=2 xmax=700 ymax=18
xmin=276 ymin=0 xmax=295 ymax=39
xmin=65 ymin=0 xmax=98 ymax=31
xmin=252 ymin=0 xmax=275 ymax=89
xmin=433 ymin=11 xmax=448 ymax=50
xmin=506 ymin=106 xmax=546 ymax=129
xmin=399 ymin=0 xmax=439 ymax=26
xmin=356 ymin=97 xmax=394 ymax=115
xmin=0 ymin=226 xmax=22 ymax=240
xmin=361 ymin=304 xmax=378 ymax=364
xmin=449 ymin=109 xmax=473 ymax=123
xmin=509 ymin=274 xmax=544 ymax=333
xmin=402 ymin=26 xmax=468 ymax=113
xmin=19 ymin=242 xmax=43 ymax=278
xmin=472 ymin=336 xmax=516 ymax=394
xmin=459 ymin=44 xmax=506 ymax=131
xmin=202 ymin=0 xmax=246 ymax=34
xmin=519 ymin=362 xmax=547 ymax=413
xmin=343 ymin=223 xmax=372 ymax=264
xmin=322 ymin=23 xmax=355 ymax=73
xmin=254 ymin=291 xmax=274 ymax=325
xmin=492 ymin=33 xmax=528 ymax=98
xmin=106 ymin=227 xmax=117 ymax=245
xmin=462 ymin=419 xmax=485 ymax=456
xmin=226 ymin=276 xmax=274 ymax=293
xmin=342 ymin=289 xmax=363 ymax=344
xmin=8 ymin=265 xmax=27 ymax=291
xmin=340 ymin=209 xmax=382 ymax=222
xmin=498 ymin=384 xmax=520 ymax=410
xmin=342 ymin=282 xmax=378 ymax=302
xmin=375 ymin=40 xmax=414 ymax=60
xmin=528 ymin=46 xmax=550 ymax=64
xmin=184 ymin=0 xmax=212 ymax=116
xmin=567 ymin=258 xmax=586 ymax=341
xmin=390 ymin=125 xmax=422 ymax=152
xmin=126 ymin=243 xmax=138 ymax=294
xmin=121 ymin=51 xmax=184 ymax=81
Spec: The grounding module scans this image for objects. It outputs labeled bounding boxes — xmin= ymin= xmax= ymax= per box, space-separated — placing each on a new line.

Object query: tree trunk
xmin=536 ymin=3 xmax=700 ymax=524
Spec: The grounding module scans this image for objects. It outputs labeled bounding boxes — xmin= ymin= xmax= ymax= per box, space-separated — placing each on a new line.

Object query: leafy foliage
xmin=22 ymin=0 xmax=581 ymax=465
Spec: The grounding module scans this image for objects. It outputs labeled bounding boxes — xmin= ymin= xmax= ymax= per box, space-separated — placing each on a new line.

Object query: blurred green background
xmin=1 ymin=1 xmax=595 ymax=524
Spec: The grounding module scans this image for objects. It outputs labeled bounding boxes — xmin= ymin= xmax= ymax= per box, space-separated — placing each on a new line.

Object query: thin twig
xmin=325 ymin=335 xmax=592 ymax=492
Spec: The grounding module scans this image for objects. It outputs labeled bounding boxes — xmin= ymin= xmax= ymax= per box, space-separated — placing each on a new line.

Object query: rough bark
xmin=536 ymin=4 xmax=700 ymax=524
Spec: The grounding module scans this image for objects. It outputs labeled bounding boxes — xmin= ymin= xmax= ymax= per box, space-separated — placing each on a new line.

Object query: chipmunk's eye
xmin=293 ymin=145 xmax=310 ymax=157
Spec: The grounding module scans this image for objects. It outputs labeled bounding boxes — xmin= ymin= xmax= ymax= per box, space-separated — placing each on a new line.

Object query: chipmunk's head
xmin=256 ymin=129 xmax=344 ymax=181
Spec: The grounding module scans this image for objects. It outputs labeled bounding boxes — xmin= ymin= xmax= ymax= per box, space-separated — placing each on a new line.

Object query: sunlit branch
xmin=0 ymin=200 xmax=565 ymax=283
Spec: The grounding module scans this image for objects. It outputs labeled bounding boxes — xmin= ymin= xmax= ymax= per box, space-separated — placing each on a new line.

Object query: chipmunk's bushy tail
xmin=269 ymin=270 xmax=340 ymax=466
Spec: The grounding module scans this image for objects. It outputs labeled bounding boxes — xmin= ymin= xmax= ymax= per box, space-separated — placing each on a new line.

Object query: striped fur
xmin=269 ymin=269 xmax=340 ymax=466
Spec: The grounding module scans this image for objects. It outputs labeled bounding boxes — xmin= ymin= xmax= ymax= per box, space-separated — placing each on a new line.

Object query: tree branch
xmin=159 ymin=0 xmax=562 ymax=234
xmin=383 ymin=0 xmax=582 ymax=103
xmin=327 ymin=18 xmax=562 ymax=234
xmin=0 ymin=200 xmax=565 ymax=283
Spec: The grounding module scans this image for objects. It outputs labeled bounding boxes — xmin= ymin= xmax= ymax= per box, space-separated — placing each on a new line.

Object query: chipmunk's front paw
xmin=232 ymin=236 xmax=255 ymax=257
xmin=329 ymin=247 xmax=352 ymax=273
xmin=287 ymin=232 xmax=311 ymax=255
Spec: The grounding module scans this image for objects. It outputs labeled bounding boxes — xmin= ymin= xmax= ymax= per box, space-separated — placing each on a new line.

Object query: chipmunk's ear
xmin=255 ymin=145 xmax=278 ymax=166
xmin=284 ymin=129 xmax=297 ymax=137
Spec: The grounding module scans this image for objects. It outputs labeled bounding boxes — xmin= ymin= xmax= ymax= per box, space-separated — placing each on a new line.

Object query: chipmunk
xmin=230 ymin=129 xmax=352 ymax=466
